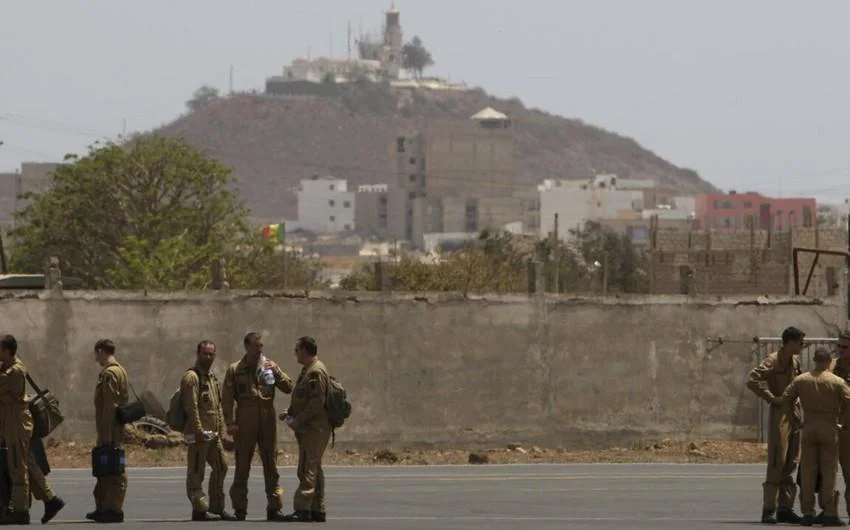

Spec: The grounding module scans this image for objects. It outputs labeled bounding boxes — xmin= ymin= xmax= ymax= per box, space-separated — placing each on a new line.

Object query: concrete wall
xmin=2 ymin=290 xmax=845 ymax=450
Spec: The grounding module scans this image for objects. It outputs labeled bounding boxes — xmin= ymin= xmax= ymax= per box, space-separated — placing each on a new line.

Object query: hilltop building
xmin=269 ymin=4 xmax=403 ymax=87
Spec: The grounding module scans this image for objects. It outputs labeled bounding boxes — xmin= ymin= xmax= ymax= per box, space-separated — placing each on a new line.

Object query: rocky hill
xmin=154 ymin=83 xmax=717 ymax=220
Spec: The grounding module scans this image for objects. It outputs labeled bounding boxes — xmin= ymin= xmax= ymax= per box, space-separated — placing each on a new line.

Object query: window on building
xmin=329 ymin=215 xmax=335 ymax=222
xmin=397 ymin=137 xmax=405 ymax=153
xmin=329 ymin=184 xmax=335 ymax=191
xmin=743 ymin=202 xmax=753 ymax=208
xmin=409 ymin=157 xmax=417 ymax=165
xmin=379 ymin=197 xmax=387 ymax=205
xmin=343 ymin=224 xmax=351 ymax=230
xmin=803 ymin=206 xmax=813 ymax=227
xmin=328 ymin=199 xmax=335 ymax=207
xmin=343 ymin=201 xmax=350 ymax=208
xmin=409 ymin=174 xmax=417 ymax=182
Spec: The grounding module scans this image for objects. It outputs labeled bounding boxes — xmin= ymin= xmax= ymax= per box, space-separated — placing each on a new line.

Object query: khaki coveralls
xmin=0 ymin=358 xmax=33 ymax=513
xmin=287 ymin=358 xmax=331 ymax=514
xmin=747 ymin=350 xmax=802 ymax=512
xmin=181 ymin=364 xmax=228 ymax=514
xmin=93 ymin=361 xmax=129 ymax=514
xmin=781 ymin=369 xmax=850 ymax=517
xmin=831 ymin=359 xmax=850 ymax=513
xmin=222 ymin=356 xmax=292 ymax=514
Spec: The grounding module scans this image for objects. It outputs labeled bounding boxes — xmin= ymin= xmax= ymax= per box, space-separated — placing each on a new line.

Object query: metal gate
xmin=753 ymin=337 xmax=839 ymax=442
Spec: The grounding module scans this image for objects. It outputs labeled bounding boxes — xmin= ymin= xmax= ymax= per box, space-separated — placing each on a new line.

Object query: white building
xmin=297 ymin=177 xmax=356 ymax=234
xmin=538 ymin=177 xmax=645 ymax=241
xmin=279 ymin=4 xmax=403 ymax=83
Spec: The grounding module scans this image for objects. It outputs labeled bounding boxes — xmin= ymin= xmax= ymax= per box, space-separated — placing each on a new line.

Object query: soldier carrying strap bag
xmin=26 ymin=373 xmax=64 ymax=439
xmin=116 ymin=380 xmax=146 ymax=425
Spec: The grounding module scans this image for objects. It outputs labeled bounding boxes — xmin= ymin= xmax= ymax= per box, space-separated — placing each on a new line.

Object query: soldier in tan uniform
xmin=831 ymin=332 xmax=850 ymax=518
xmin=182 ymin=340 xmax=237 ymax=521
xmin=281 ymin=336 xmax=331 ymax=523
xmin=0 ymin=335 xmax=66 ymax=525
xmin=87 ymin=339 xmax=130 ymax=524
xmin=28 ymin=442 xmax=66 ymax=524
xmin=746 ymin=326 xmax=805 ymax=524
xmin=221 ymin=332 xmax=293 ymax=521
xmin=780 ymin=347 xmax=850 ymax=526
xmin=0 ymin=334 xmax=34 ymax=524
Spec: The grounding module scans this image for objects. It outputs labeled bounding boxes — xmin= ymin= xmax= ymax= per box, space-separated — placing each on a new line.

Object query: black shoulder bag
xmin=26 ymin=373 xmax=64 ymax=439
xmin=116 ymin=380 xmax=146 ymax=425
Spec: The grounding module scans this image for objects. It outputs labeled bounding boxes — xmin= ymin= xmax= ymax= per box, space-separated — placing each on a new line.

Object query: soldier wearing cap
xmin=780 ymin=347 xmax=850 ymax=526
xmin=831 ymin=332 xmax=850 ymax=518
xmin=747 ymin=326 xmax=805 ymax=524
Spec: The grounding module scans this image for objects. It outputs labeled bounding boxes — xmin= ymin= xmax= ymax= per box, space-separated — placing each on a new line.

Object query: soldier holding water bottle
xmin=181 ymin=340 xmax=237 ymax=521
xmin=221 ymin=332 xmax=293 ymax=521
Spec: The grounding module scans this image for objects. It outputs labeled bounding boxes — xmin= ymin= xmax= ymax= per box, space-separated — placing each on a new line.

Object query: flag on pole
xmin=261 ymin=223 xmax=286 ymax=242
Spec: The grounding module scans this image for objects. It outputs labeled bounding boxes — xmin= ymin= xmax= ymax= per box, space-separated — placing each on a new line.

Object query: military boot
xmin=212 ymin=510 xmax=238 ymax=521
xmin=800 ymin=513 xmax=815 ymax=526
xmin=267 ymin=510 xmax=290 ymax=522
xmin=85 ymin=510 xmax=100 ymax=521
xmin=234 ymin=510 xmax=247 ymax=521
xmin=41 ymin=497 xmax=65 ymax=524
xmin=0 ymin=511 xmax=30 ymax=525
xmin=776 ymin=508 xmax=802 ymax=523
xmin=192 ymin=511 xmax=216 ymax=521
xmin=312 ymin=511 xmax=327 ymax=522
xmin=93 ymin=510 xmax=123 ymax=523
xmin=821 ymin=515 xmax=847 ymax=527
xmin=282 ymin=510 xmax=313 ymax=522
xmin=760 ymin=509 xmax=777 ymax=524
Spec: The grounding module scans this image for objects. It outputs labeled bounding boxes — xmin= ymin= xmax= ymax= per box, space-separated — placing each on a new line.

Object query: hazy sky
xmin=2 ymin=0 xmax=849 ymax=202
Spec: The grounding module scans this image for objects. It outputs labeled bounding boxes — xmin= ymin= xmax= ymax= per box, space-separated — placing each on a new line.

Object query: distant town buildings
xmin=296 ymin=176 xmax=355 ymax=233
xmin=694 ymin=191 xmax=816 ymax=231
xmin=384 ymin=107 xmax=527 ymax=246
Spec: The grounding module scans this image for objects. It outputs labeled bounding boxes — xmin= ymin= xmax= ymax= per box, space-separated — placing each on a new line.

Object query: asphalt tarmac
xmin=35 ymin=463 xmax=785 ymax=528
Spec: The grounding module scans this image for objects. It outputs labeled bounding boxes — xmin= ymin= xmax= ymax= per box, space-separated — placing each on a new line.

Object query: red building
xmin=694 ymin=191 xmax=815 ymax=231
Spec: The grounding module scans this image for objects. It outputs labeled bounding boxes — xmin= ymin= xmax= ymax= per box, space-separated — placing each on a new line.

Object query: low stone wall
xmin=2 ymin=289 xmax=844 ymax=449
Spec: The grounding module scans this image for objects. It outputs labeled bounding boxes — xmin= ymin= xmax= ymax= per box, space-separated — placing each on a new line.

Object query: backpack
xmin=325 ymin=375 xmax=351 ymax=429
xmin=165 ymin=368 xmax=196 ymax=431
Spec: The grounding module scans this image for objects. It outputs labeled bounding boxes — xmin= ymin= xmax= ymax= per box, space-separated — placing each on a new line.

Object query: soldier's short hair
xmin=782 ymin=327 xmax=805 ymax=345
xmin=94 ymin=338 xmax=115 ymax=355
xmin=297 ymin=336 xmax=318 ymax=356
xmin=0 ymin=334 xmax=17 ymax=356
xmin=243 ymin=332 xmax=262 ymax=346
xmin=813 ymin=347 xmax=832 ymax=362
xmin=196 ymin=340 xmax=215 ymax=354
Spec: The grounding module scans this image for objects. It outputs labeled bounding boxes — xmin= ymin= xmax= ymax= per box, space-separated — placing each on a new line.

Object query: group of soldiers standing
xmin=0 ymin=332 xmax=334 ymax=525
xmin=748 ymin=327 xmax=850 ymax=526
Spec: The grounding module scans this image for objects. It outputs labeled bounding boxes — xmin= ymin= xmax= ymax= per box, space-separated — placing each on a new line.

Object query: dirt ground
xmin=45 ymin=437 xmax=768 ymax=468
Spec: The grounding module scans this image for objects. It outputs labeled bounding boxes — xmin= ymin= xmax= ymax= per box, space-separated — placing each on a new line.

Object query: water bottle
xmin=261 ymin=356 xmax=275 ymax=385
xmin=185 ymin=430 xmax=216 ymax=444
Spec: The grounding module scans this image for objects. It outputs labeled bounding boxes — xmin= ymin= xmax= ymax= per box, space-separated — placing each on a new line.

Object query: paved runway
xmin=38 ymin=463 xmax=781 ymax=528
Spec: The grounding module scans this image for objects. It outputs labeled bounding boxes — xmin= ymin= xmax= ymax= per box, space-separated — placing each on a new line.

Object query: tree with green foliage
xmin=186 ymin=85 xmax=220 ymax=113
xmin=339 ymin=226 xmax=649 ymax=295
xmin=570 ymin=221 xmax=649 ymax=293
xmin=402 ymin=36 xmax=435 ymax=79
xmin=9 ymin=135 xmax=320 ymax=291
